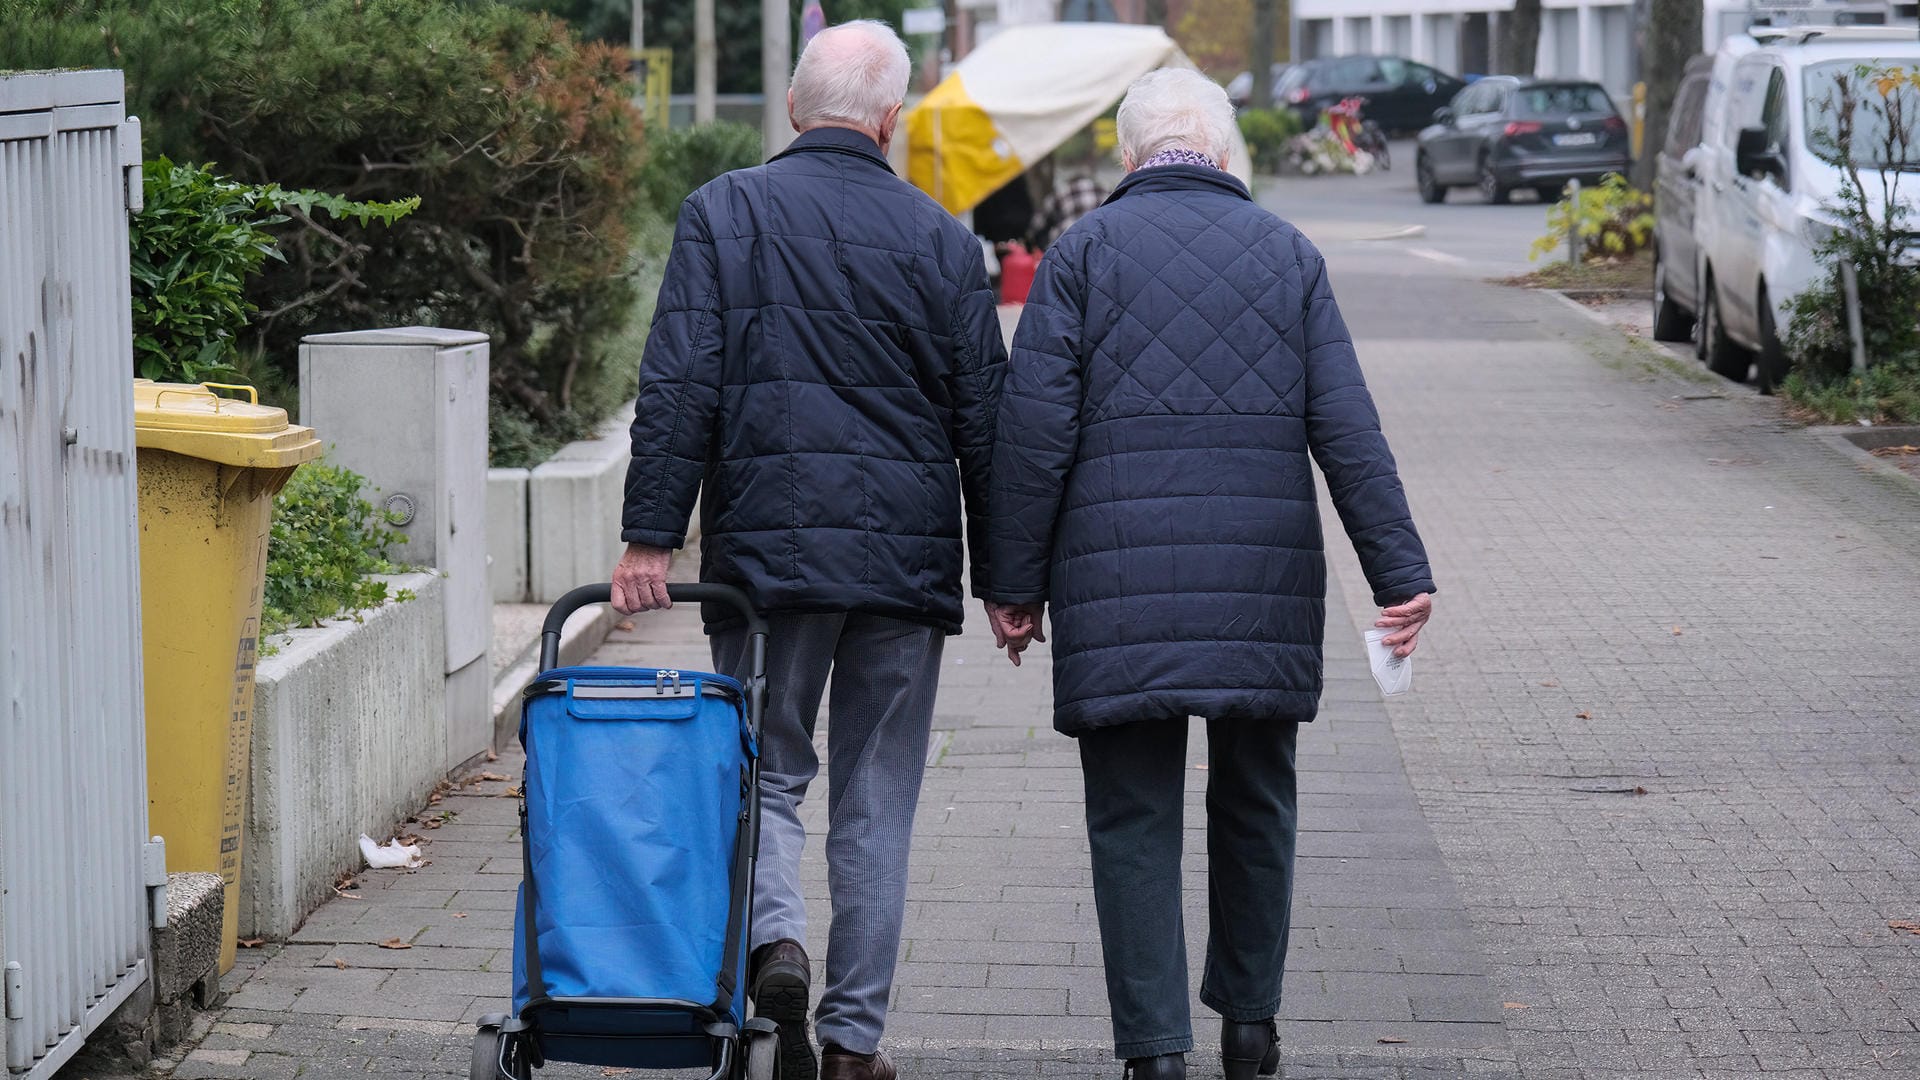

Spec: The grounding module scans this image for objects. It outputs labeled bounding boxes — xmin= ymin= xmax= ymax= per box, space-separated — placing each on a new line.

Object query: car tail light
xmin=1288 ymin=87 xmax=1311 ymax=104
xmin=1504 ymin=121 xmax=1543 ymax=138
xmin=1602 ymin=116 xmax=1628 ymax=135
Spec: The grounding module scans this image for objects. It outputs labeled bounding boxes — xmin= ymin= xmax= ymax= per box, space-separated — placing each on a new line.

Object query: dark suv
xmin=1276 ymin=55 xmax=1465 ymax=134
xmin=1415 ymin=77 xmax=1631 ymax=204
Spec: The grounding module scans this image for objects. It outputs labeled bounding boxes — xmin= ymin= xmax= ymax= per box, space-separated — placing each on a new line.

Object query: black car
xmin=1227 ymin=63 xmax=1295 ymax=109
xmin=1277 ymin=55 xmax=1465 ymax=135
xmin=1415 ymin=77 xmax=1632 ymax=204
xmin=1651 ymin=56 xmax=1716 ymax=343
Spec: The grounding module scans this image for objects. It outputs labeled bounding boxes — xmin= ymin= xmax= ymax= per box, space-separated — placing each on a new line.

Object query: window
xmin=1803 ymin=59 xmax=1920 ymax=169
xmin=1514 ymin=83 xmax=1618 ymax=118
xmin=1759 ymin=67 xmax=1790 ymax=189
xmin=1455 ymin=82 xmax=1492 ymax=115
xmin=1379 ymin=57 xmax=1409 ymax=86
xmin=1666 ymin=77 xmax=1709 ymax=155
xmin=1333 ymin=57 xmax=1383 ymax=87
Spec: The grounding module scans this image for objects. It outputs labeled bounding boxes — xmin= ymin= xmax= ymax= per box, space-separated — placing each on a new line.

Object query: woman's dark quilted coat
xmin=621 ymin=127 xmax=1005 ymax=633
xmin=987 ymin=164 xmax=1435 ymax=734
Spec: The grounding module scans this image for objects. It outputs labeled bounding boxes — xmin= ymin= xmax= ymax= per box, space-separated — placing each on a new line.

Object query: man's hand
xmin=984 ymin=601 xmax=1046 ymax=666
xmin=611 ymin=543 xmax=674 ymax=614
xmin=1375 ymin=592 xmax=1432 ymax=659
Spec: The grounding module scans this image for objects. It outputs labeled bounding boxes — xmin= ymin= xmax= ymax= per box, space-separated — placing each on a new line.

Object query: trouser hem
xmin=1113 ymin=1034 xmax=1194 ymax=1060
xmin=1199 ymin=989 xmax=1280 ymax=1024
xmin=815 ymin=1023 xmax=879 ymax=1057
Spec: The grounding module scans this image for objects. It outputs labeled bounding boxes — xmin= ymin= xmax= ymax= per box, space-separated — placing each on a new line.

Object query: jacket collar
xmin=1106 ymin=164 xmax=1253 ymax=205
xmin=770 ymin=125 xmax=895 ymax=174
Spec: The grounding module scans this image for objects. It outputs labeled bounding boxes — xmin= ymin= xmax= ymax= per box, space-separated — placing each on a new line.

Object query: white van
xmin=1689 ymin=26 xmax=1920 ymax=390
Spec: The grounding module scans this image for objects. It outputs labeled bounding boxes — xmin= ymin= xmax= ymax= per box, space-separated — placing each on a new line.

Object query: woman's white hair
xmin=789 ymin=20 xmax=913 ymax=132
xmin=1115 ymin=68 xmax=1236 ymax=165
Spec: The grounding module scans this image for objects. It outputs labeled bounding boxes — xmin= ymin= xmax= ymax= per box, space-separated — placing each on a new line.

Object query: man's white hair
xmin=1115 ymin=68 xmax=1236 ymax=165
xmin=789 ymin=20 xmax=912 ymax=132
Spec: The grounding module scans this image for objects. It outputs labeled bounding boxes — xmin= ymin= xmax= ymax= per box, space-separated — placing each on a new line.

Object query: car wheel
xmin=1756 ymin=284 xmax=1790 ymax=393
xmin=1536 ymin=184 xmax=1565 ymax=203
xmin=1701 ymin=277 xmax=1752 ymax=382
xmin=1416 ymin=153 xmax=1445 ymax=204
xmin=1478 ymin=155 xmax=1511 ymax=204
xmin=1652 ymin=247 xmax=1695 ymax=343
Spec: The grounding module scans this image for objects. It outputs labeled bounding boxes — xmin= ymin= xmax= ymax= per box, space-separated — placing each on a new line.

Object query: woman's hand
xmin=984 ymin=601 xmax=1047 ymax=666
xmin=1375 ymin=593 xmax=1432 ymax=659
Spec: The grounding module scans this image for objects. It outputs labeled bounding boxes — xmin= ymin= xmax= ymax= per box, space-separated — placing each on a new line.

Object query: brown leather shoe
xmin=820 ymin=1046 xmax=897 ymax=1080
xmin=750 ymin=940 xmax=815 ymax=1080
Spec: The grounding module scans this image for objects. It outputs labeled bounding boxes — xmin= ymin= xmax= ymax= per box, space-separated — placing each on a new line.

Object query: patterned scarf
xmin=1138 ymin=147 xmax=1220 ymax=171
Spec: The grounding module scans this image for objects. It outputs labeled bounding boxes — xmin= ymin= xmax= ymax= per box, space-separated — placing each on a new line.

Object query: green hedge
xmin=263 ymin=460 xmax=409 ymax=638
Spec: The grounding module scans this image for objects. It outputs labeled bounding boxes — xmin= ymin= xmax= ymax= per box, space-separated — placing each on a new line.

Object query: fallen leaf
xmin=1889 ymin=919 xmax=1920 ymax=934
xmin=1633 ymin=785 xmax=1649 ymax=795
xmin=1502 ymin=1002 xmax=1530 ymax=1010
xmin=452 ymin=912 xmax=469 ymax=919
xmin=1672 ymin=626 xmax=1684 ymax=636
xmin=333 ymin=959 xmax=349 ymax=969
xmin=499 ymin=785 xmax=523 ymax=798
xmin=485 ymin=747 xmax=499 ymax=763
xmin=237 ymin=938 xmax=265 ymax=949
xmin=1194 ymin=764 xmax=1209 ymax=771
xmin=476 ymin=772 xmax=509 ymax=783
xmin=1575 ymin=710 xmax=1592 ymax=720
xmin=428 ymin=792 xmax=444 ymax=805
xmin=1377 ymin=1036 xmax=1407 ymax=1044
xmin=378 ymin=938 xmax=413 ymax=951
xmin=1540 ymin=679 xmax=1559 ymax=688
xmin=614 ymin=619 xmax=635 ymax=632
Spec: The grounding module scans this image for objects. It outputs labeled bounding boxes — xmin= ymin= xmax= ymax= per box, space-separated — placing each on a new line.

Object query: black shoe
xmin=750 ymin=939 xmax=817 ymax=1080
xmin=1221 ymin=1017 xmax=1280 ymax=1079
xmin=1123 ymin=1053 xmax=1186 ymax=1079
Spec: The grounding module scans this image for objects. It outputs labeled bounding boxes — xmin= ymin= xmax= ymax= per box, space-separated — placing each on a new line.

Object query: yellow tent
xmin=905 ymin=23 xmax=1254 ymax=216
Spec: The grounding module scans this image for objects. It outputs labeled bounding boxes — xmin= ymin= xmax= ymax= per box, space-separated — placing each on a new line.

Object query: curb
xmin=488 ymin=603 xmax=620 ymax=751
xmin=1807 ymin=423 xmax=1920 ymax=494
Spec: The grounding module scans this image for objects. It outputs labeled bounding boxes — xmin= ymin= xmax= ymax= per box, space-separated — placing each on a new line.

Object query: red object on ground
xmin=1000 ymin=243 xmax=1039 ymax=305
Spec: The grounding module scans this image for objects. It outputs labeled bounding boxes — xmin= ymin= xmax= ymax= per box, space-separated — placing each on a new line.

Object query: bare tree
xmin=1499 ymin=0 xmax=1542 ymax=76
xmin=1634 ymin=0 xmax=1704 ymax=188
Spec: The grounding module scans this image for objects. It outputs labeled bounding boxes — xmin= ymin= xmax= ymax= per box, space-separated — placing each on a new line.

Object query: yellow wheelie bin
xmin=133 ymin=380 xmax=322 ymax=972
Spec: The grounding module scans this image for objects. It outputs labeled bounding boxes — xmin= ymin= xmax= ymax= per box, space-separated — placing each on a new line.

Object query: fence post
xmin=1567 ymin=178 xmax=1582 ymax=268
xmin=1840 ymin=261 xmax=1869 ymax=374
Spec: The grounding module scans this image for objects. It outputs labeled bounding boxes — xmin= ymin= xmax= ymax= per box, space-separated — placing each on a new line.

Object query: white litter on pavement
xmin=359 ymin=834 xmax=424 ymax=869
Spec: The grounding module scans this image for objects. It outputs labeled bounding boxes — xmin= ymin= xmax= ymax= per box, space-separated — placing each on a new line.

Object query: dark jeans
xmin=1079 ymin=717 xmax=1300 ymax=1059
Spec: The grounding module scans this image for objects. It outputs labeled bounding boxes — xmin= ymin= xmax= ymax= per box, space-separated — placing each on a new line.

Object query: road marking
xmin=1355 ymin=224 xmax=1427 ymax=241
xmin=1409 ymin=246 xmax=1468 ymax=266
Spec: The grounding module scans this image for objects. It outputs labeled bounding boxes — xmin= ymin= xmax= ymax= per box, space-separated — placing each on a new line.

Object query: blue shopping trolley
xmin=471 ymin=583 xmax=780 ymax=1080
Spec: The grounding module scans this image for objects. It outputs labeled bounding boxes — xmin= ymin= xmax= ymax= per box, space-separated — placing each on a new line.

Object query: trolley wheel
xmin=471 ymin=1025 xmax=534 ymax=1080
xmin=745 ymin=1027 xmax=782 ymax=1080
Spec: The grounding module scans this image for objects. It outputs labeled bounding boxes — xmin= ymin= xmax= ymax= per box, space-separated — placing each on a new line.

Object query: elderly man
xmin=611 ymin=20 xmax=1008 ymax=1080
xmin=988 ymin=70 xmax=1436 ymax=1080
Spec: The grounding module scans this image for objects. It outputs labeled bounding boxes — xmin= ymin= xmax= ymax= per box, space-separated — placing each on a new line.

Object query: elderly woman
xmin=985 ymin=71 xmax=1436 ymax=1080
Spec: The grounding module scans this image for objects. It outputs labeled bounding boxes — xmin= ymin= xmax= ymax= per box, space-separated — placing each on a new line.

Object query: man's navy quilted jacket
xmin=621 ymin=126 xmax=1006 ymax=633
xmin=986 ymin=164 xmax=1435 ymax=734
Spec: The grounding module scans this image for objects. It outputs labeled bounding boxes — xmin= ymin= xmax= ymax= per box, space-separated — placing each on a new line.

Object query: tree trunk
xmin=1634 ymin=0 xmax=1704 ymax=189
xmin=694 ymin=0 xmax=716 ymax=124
xmin=1250 ymin=0 xmax=1278 ymax=110
xmin=1499 ymin=0 xmax=1542 ymax=76
xmin=1144 ymin=0 xmax=1167 ymax=30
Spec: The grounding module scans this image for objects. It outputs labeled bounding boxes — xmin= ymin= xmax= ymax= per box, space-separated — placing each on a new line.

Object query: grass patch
xmin=1502 ymin=249 xmax=1652 ymax=295
xmin=1781 ymin=365 xmax=1920 ymax=425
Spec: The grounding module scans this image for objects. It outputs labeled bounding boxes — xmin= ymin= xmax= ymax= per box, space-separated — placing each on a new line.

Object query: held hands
xmin=984 ymin=601 xmax=1046 ymax=666
xmin=1375 ymin=592 xmax=1432 ymax=659
xmin=611 ymin=543 xmax=674 ymax=614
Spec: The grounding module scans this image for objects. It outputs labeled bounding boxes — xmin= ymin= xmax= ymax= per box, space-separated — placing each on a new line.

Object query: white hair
xmin=789 ymin=20 xmax=912 ymax=132
xmin=1115 ymin=68 xmax=1236 ymax=165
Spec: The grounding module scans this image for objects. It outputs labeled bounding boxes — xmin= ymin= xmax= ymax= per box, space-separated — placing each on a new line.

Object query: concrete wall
xmin=528 ymin=406 xmax=634 ymax=604
xmin=242 ymin=572 xmax=445 ymax=940
xmin=488 ymin=468 xmax=529 ymax=603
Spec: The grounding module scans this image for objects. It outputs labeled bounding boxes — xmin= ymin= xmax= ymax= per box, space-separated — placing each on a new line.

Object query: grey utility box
xmin=298 ymin=327 xmax=492 ymax=768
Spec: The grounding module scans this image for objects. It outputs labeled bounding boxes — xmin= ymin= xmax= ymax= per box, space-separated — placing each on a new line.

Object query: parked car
xmin=1691 ymin=25 xmax=1920 ymax=389
xmin=1276 ymin=55 xmax=1465 ymax=134
xmin=1415 ymin=77 xmax=1632 ymax=204
xmin=1227 ymin=63 xmax=1294 ymax=110
xmin=1650 ymin=55 xmax=1718 ymax=343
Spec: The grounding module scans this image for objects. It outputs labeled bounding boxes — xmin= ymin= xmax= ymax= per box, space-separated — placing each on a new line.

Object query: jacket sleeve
xmin=1297 ymin=237 xmax=1437 ymax=607
xmin=946 ymin=232 xmax=1010 ymax=600
xmin=622 ymin=195 xmax=723 ymax=549
xmin=986 ymin=238 xmax=1086 ymax=605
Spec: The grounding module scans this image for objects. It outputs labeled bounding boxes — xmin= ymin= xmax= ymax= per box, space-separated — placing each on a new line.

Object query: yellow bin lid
xmin=132 ymin=380 xmax=323 ymax=468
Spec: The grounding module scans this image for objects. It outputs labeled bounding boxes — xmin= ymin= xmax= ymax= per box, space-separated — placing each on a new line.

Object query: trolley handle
xmin=538 ymin=582 xmax=768 ymax=673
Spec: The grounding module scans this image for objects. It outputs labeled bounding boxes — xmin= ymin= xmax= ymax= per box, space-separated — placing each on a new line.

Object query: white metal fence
xmin=0 ymin=69 xmax=155 ymax=1080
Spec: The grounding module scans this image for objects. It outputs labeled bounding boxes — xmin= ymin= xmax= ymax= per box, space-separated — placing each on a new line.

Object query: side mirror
xmin=1736 ymin=126 xmax=1787 ymax=184
xmin=1434 ymin=106 xmax=1456 ymax=126
xmin=1680 ymin=144 xmax=1705 ymax=179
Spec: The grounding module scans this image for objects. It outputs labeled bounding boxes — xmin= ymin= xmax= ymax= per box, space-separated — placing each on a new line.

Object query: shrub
xmin=638 ymin=121 xmax=765 ymax=218
xmin=3 ymin=0 xmax=649 ymax=458
xmin=1236 ymin=107 xmax=1303 ymax=174
xmin=1786 ymin=64 xmax=1920 ymax=382
xmin=1529 ymin=173 xmax=1654 ymax=262
xmin=263 ymin=459 xmax=409 ymax=637
xmin=131 ymin=159 xmax=417 ymax=385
